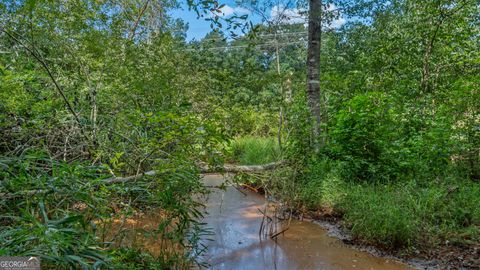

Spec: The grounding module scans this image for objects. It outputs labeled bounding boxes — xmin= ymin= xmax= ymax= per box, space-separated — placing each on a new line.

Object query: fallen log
xmin=1 ymin=162 xmax=284 ymax=199
xmin=198 ymin=161 xmax=283 ymax=173
xmin=104 ymin=161 xmax=284 ymax=183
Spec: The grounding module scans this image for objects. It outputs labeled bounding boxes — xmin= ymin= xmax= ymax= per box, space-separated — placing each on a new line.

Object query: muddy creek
xmin=199 ymin=174 xmax=413 ymax=270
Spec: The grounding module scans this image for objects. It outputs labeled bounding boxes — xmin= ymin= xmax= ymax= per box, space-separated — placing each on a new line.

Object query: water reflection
xmin=199 ymin=174 xmax=412 ymax=270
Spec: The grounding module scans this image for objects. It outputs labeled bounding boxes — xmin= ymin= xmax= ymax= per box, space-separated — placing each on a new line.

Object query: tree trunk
xmin=274 ymin=32 xmax=284 ymax=150
xmin=307 ymin=0 xmax=323 ymax=150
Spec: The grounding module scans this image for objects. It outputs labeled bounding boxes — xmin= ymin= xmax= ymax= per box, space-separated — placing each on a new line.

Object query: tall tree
xmin=307 ymin=0 xmax=323 ymax=149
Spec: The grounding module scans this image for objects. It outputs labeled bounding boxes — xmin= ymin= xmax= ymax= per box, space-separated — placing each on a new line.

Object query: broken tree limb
xmin=103 ymin=170 xmax=157 ymax=184
xmin=103 ymin=161 xmax=285 ymax=184
xmin=1 ymin=162 xmax=285 ymax=199
xmin=270 ymin=227 xmax=289 ymax=239
xmin=102 ymin=161 xmax=285 ymax=184
xmin=198 ymin=161 xmax=284 ymax=174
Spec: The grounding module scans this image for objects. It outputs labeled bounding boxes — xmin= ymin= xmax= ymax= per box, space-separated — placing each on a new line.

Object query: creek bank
xmin=236 ymin=184 xmax=431 ymax=269
xmin=290 ymin=207 xmax=479 ymax=269
xmin=298 ymin=214 xmax=436 ymax=270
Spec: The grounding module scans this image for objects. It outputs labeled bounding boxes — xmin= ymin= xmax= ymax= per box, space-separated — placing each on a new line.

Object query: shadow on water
xmin=199 ymin=174 xmax=413 ymax=270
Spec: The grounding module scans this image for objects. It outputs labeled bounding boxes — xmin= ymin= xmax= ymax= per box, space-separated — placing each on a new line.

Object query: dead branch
xmin=270 ymin=227 xmax=289 ymax=239
xmin=103 ymin=170 xmax=157 ymax=184
xmin=129 ymin=0 xmax=151 ymax=40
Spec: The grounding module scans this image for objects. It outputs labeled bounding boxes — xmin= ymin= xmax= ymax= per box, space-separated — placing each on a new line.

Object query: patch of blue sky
xmin=169 ymin=0 xmax=350 ymax=41
xmin=169 ymin=0 xmax=262 ymax=41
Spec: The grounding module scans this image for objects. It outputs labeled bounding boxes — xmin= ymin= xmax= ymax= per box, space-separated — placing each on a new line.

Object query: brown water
xmin=199 ymin=174 xmax=413 ymax=270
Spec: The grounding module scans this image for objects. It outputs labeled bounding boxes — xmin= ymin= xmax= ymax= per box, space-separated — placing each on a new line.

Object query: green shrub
xmin=221 ymin=107 xmax=278 ymax=137
xmin=330 ymin=92 xmax=455 ymax=183
xmin=330 ymin=92 xmax=399 ymax=182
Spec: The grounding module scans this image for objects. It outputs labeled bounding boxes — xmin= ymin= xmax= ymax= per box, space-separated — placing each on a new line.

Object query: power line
xmin=178 ymin=40 xmax=306 ymax=52
xmin=197 ymin=31 xmax=308 ymax=42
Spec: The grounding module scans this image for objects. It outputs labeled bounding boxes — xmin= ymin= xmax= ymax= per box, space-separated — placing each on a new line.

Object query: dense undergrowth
xmin=295 ymin=92 xmax=479 ymax=252
xmin=271 ymin=90 xmax=479 ymax=265
xmin=1 ymin=1 xmax=231 ymax=268
xmin=0 ymin=151 xmax=208 ymax=269
xmin=297 ymin=159 xmax=480 ymax=250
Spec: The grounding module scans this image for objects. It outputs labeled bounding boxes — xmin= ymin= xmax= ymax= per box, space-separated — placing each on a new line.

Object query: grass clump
xmin=226 ymin=136 xmax=280 ymax=165
xmin=341 ymin=179 xmax=480 ymax=249
xmin=298 ymin=159 xmax=346 ymax=210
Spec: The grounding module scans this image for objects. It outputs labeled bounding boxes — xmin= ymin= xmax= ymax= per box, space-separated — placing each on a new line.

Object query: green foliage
xmin=328 ymin=90 xmax=461 ymax=183
xmin=220 ymin=108 xmax=279 ymax=137
xmin=339 ymin=179 xmax=480 ymax=249
xmin=0 ymin=213 xmax=108 ymax=269
xmin=0 ymin=151 xmax=207 ymax=269
xmin=1 ymin=0 xmax=479 ymax=265
xmin=330 ymin=92 xmax=398 ymax=182
xmin=297 ymin=159 xmax=346 ymax=210
xmin=282 ymin=90 xmax=313 ymax=160
xmin=296 ymin=160 xmax=480 ymax=249
xmin=0 ymin=0 xmax=227 ymax=267
xmin=0 ymin=152 xmax=110 ymax=268
xmin=226 ymin=136 xmax=280 ymax=165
